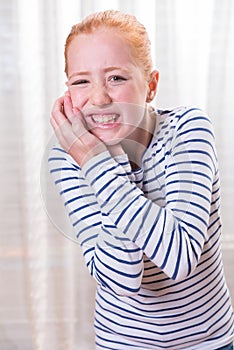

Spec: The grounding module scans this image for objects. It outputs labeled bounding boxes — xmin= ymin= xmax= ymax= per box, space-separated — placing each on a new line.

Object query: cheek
xmin=69 ymin=89 xmax=87 ymax=109
xmin=119 ymin=86 xmax=147 ymax=105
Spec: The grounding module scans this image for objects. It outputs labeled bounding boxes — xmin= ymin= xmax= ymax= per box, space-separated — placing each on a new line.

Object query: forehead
xmin=66 ymin=30 xmax=136 ymax=74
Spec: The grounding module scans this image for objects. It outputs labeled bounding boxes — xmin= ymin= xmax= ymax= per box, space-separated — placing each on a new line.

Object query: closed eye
xmin=71 ymin=79 xmax=89 ymax=86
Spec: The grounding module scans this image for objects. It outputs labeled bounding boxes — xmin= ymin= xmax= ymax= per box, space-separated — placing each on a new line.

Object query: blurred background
xmin=0 ymin=0 xmax=234 ymax=349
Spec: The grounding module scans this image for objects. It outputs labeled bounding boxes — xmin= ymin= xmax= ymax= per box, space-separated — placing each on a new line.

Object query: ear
xmin=146 ymin=70 xmax=159 ymax=103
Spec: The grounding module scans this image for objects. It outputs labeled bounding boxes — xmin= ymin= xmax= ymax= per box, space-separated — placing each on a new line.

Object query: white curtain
xmin=1 ymin=0 xmax=234 ymax=349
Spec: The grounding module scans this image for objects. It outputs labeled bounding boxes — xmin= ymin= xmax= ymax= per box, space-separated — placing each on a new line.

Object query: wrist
xmin=68 ymin=140 xmax=107 ymax=167
xmin=107 ymin=143 xmax=125 ymax=157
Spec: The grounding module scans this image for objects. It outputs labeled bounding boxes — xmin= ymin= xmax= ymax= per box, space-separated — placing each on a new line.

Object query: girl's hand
xmin=50 ymin=94 xmax=107 ymax=167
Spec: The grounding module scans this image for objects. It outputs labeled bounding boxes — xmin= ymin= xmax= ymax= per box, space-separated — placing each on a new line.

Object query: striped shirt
xmin=48 ymin=106 xmax=234 ymax=349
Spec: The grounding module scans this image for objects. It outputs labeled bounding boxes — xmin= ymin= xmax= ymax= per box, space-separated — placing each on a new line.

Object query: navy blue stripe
xmin=84 ymin=155 xmax=112 ymax=176
xmin=96 ymin=243 xmax=142 ymax=265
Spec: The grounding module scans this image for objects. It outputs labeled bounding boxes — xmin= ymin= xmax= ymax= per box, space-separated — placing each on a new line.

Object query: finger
xmin=71 ymin=107 xmax=89 ymax=138
xmin=51 ymin=115 xmax=78 ymax=151
xmin=70 ymin=108 xmax=104 ymax=151
xmin=63 ymin=95 xmax=74 ymax=122
xmin=51 ymin=98 xmax=78 ymax=149
xmin=50 ymin=115 xmax=58 ymax=130
xmin=71 ymin=111 xmax=105 ymax=153
xmin=51 ymin=98 xmax=83 ymax=140
xmin=51 ymin=97 xmax=71 ymax=128
xmin=52 ymin=95 xmax=65 ymax=115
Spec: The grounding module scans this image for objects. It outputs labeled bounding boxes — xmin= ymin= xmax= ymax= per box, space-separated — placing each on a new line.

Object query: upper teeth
xmin=92 ymin=114 xmax=117 ymax=123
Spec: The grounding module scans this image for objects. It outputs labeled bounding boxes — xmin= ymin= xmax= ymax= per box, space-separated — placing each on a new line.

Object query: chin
xmin=97 ymin=135 xmax=123 ymax=146
xmin=92 ymin=126 xmax=135 ymax=146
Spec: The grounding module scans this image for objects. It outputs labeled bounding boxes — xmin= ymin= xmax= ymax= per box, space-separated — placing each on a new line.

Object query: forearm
xmin=83 ymin=150 xmax=212 ymax=281
xmin=48 ymin=146 xmax=143 ymax=295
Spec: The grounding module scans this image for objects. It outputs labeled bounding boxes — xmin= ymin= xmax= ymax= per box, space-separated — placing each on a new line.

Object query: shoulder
xmin=156 ymin=105 xmax=212 ymax=124
xmin=154 ymin=106 xmax=214 ymax=137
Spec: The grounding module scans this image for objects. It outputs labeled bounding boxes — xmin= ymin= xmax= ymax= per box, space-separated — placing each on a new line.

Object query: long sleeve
xmin=47 ymin=108 xmax=234 ymax=349
xmin=48 ymin=147 xmax=143 ymax=296
xmin=82 ymin=107 xmax=218 ymax=281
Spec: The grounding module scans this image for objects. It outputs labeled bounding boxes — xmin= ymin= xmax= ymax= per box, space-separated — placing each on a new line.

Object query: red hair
xmin=64 ymin=10 xmax=153 ymax=79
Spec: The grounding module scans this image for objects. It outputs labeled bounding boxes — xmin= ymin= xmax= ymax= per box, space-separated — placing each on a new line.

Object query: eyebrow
xmin=68 ymin=66 xmax=130 ymax=80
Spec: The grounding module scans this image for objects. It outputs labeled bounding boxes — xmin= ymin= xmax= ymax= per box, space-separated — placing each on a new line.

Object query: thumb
xmin=71 ymin=107 xmax=89 ymax=138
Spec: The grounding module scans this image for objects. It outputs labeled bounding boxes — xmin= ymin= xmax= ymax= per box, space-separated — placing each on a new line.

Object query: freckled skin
xmin=66 ymin=30 xmax=158 ymax=146
xmin=51 ymin=29 xmax=158 ymax=166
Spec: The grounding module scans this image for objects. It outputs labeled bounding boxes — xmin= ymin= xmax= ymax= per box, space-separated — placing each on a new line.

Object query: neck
xmin=121 ymin=107 xmax=156 ymax=169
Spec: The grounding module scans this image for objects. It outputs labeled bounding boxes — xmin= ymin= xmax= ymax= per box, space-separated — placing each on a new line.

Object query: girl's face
xmin=66 ymin=29 xmax=157 ymax=144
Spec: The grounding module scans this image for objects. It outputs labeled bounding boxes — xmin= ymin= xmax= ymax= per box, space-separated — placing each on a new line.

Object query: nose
xmin=89 ymin=84 xmax=112 ymax=106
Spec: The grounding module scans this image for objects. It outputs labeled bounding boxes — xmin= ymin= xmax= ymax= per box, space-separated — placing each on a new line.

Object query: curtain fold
xmin=0 ymin=1 xmax=233 ymax=349
xmin=207 ymin=0 xmax=234 ymax=246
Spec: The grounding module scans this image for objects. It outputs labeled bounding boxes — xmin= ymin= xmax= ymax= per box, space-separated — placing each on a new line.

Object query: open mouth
xmin=89 ymin=113 xmax=120 ymax=125
xmin=91 ymin=113 xmax=119 ymax=124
